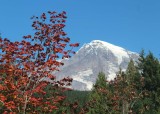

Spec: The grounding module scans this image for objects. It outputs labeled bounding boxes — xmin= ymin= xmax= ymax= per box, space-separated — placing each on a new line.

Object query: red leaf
xmin=69 ymin=43 xmax=79 ymax=47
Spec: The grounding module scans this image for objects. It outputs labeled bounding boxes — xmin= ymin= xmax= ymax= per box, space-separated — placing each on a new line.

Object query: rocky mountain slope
xmin=55 ymin=40 xmax=139 ymax=91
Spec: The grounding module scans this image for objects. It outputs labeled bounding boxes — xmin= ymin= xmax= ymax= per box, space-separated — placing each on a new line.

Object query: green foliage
xmin=37 ymin=84 xmax=90 ymax=114
xmin=63 ymin=90 xmax=90 ymax=113
xmin=64 ymin=90 xmax=90 ymax=107
xmin=126 ymin=59 xmax=139 ymax=83
xmin=87 ymin=72 xmax=114 ymax=114
xmin=87 ymin=53 xmax=160 ymax=114
xmin=94 ymin=72 xmax=108 ymax=89
xmin=137 ymin=51 xmax=160 ymax=113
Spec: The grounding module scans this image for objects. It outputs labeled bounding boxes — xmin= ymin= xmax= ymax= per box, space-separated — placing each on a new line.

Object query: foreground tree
xmin=136 ymin=51 xmax=160 ymax=113
xmin=0 ymin=11 xmax=79 ymax=113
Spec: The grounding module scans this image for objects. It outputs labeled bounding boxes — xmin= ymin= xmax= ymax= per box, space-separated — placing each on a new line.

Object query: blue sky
xmin=0 ymin=0 xmax=160 ymax=57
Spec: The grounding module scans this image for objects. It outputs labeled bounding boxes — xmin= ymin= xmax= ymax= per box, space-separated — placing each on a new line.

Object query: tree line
xmin=86 ymin=51 xmax=160 ymax=114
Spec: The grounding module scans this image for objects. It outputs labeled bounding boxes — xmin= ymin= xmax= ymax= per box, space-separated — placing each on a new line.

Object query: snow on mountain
xmin=78 ymin=40 xmax=135 ymax=65
xmin=71 ymin=69 xmax=93 ymax=90
xmin=54 ymin=40 xmax=139 ymax=90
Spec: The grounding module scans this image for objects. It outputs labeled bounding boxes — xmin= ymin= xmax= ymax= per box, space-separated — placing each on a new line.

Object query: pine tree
xmin=126 ymin=59 xmax=139 ymax=83
xmin=112 ymin=67 xmax=139 ymax=114
xmin=124 ymin=59 xmax=140 ymax=113
xmin=101 ymin=59 xmax=141 ymax=114
xmin=137 ymin=51 xmax=160 ymax=113
xmin=125 ymin=52 xmax=146 ymax=113
xmin=87 ymin=72 xmax=113 ymax=114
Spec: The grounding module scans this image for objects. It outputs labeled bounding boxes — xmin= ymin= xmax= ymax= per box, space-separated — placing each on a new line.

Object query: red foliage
xmin=0 ymin=11 xmax=78 ymax=113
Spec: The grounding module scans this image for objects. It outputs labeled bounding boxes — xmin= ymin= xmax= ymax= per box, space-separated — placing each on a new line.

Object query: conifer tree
xmin=137 ymin=51 xmax=160 ymax=113
xmin=112 ymin=68 xmax=138 ymax=114
xmin=87 ymin=72 xmax=113 ymax=114
xmin=124 ymin=59 xmax=140 ymax=113
xmin=126 ymin=59 xmax=139 ymax=84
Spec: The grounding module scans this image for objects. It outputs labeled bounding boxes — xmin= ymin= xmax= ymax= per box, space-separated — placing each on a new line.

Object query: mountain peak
xmin=55 ymin=40 xmax=139 ymax=90
xmin=81 ymin=40 xmax=126 ymax=51
xmin=79 ymin=40 xmax=135 ymax=65
xmin=90 ymin=40 xmax=126 ymax=51
xmin=91 ymin=40 xmax=110 ymax=44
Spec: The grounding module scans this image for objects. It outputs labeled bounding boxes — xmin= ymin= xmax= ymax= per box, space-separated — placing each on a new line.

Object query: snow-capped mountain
xmin=55 ymin=40 xmax=139 ymax=91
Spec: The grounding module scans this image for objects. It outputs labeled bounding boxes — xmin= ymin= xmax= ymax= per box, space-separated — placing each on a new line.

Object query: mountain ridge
xmin=54 ymin=40 xmax=139 ymax=90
